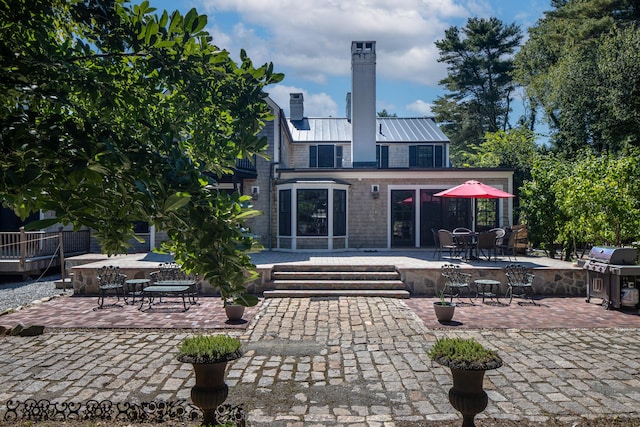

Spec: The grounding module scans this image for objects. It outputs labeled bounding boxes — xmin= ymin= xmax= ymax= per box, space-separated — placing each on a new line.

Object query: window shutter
xmin=409 ymin=145 xmax=417 ymax=167
xmin=435 ymin=145 xmax=443 ymax=167
xmin=278 ymin=189 xmax=291 ymax=236
xmin=381 ymin=146 xmax=389 ymax=168
xmin=309 ymin=146 xmax=317 ymax=167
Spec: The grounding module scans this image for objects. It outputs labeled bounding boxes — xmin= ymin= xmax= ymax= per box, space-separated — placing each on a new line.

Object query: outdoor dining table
xmin=452 ymin=231 xmax=478 ymax=260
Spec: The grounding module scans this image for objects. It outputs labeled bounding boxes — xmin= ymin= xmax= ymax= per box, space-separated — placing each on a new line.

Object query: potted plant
xmin=433 ymin=289 xmax=456 ymax=323
xmin=222 ymin=276 xmax=259 ymax=321
xmin=223 ymin=301 xmax=245 ymax=321
xmin=428 ymin=337 xmax=503 ymax=427
xmin=177 ymin=334 xmax=244 ymax=426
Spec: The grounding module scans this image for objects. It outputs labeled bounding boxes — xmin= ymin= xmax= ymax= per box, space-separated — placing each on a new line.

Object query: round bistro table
xmin=474 ymin=279 xmax=501 ymax=304
xmin=124 ymin=278 xmax=150 ymax=305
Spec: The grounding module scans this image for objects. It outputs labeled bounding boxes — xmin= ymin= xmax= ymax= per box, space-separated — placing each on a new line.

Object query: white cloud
xmin=406 ymin=99 xmax=434 ymax=116
xmin=267 ymin=85 xmax=339 ymax=117
xmin=200 ymin=0 xmax=473 ymax=87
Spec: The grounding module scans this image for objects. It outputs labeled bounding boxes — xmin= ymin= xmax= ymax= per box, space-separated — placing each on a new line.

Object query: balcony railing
xmin=0 ymin=228 xmax=90 ymax=270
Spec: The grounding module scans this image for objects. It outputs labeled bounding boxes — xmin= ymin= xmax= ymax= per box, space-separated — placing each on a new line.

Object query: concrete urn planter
xmin=429 ymin=337 xmax=503 ymax=427
xmin=224 ymin=304 xmax=245 ymax=321
xmin=448 ymin=368 xmax=490 ymax=427
xmin=433 ymin=301 xmax=456 ymax=323
xmin=187 ymin=361 xmax=233 ymax=425
xmin=177 ymin=335 xmax=243 ymax=426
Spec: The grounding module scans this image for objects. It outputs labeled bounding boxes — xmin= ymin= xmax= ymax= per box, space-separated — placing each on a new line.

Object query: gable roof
xmin=287 ymin=117 xmax=449 ymax=143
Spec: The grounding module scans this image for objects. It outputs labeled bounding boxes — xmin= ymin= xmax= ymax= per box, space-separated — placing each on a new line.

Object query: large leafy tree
xmin=514 ymin=0 xmax=640 ymax=155
xmin=464 ymin=127 xmax=539 ymax=222
xmin=433 ymin=17 xmax=522 ymax=165
xmin=0 ymin=0 xmax=283 ymax=303
xmin=521 ymin=148 xmax=640 ymax=259
xmin=519 ymin=154 xmax=571 ymax=259
xmin=556 ymin=149 xmax=640 ymax=247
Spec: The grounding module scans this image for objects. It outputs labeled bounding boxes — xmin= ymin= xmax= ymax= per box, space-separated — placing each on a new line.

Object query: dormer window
xmin=409 ymin=145 xmax=444 ymax=168
xmin=309 ymin=145 xmax=343 ymax=168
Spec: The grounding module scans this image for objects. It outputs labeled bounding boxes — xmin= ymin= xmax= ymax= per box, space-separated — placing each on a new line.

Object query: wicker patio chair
xmin=476 ymin=230 xmax=498 ymax=262
xmin=497 ymin=228 xmax=518 ymax=261
xmin=437 ymin=229 xmax=461 ymax=259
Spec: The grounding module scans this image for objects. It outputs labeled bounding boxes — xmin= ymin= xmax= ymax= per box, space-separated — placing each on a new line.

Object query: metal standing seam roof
xmin=287 ymin=117 xmax=449 ymax=143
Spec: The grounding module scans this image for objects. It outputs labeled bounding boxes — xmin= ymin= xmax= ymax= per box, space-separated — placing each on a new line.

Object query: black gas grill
xmin=583 ymin=246 xmax=640 ymax=309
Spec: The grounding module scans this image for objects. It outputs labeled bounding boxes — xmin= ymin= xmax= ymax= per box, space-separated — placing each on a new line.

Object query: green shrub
xmin=177 ymin=335 xmax=243 ymax=364
xmin=428 ymin=337 xmax=502 ymax=370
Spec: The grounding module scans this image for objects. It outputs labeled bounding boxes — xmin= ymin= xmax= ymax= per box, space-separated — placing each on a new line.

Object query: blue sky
xmin=143 ymin=0 xmax=550 ymax=123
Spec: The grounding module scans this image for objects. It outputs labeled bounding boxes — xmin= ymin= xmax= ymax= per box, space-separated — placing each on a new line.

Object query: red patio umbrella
xmin=434 ymin=180 xmax=514 ymax=231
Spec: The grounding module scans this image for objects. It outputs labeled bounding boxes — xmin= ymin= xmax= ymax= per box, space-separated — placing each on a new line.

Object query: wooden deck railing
xmin=0 ymin=228 xmax=90 ymax=267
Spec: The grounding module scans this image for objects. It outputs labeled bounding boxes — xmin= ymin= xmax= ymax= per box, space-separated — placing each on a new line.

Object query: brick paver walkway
xmin=0 ymin=295 xmax=259 ymax=330
xmin=1 ymin=294 xmax=639 ymax=330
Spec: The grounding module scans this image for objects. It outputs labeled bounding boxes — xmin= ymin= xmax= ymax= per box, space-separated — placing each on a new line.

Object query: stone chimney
xmin=290 ymin=93 xmax=304 ymax=121
xmin=350 ymin=41 xmax=377 ymax=168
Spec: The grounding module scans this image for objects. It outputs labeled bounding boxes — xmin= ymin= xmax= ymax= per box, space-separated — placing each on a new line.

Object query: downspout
xmin=267 ymin=108 xmax=284 ymax=251
xmin=268 ymin=162 xmax=278 ymax=251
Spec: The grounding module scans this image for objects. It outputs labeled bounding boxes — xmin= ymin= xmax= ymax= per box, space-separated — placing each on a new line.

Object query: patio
xmin=66 ymin=249 xmax=586 ymax=297
xmin=1 ymin=293 xmax=638 ymax=330
xmin=1 ymin=296 xmax=639 ymax=426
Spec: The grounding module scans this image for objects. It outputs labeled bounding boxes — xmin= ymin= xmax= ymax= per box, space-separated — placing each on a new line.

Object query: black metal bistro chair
xmin=150 ymin=262 xmax=200 ymax=304
xmin=504 ymin=264 xmax=537 ymax=304
xmin=441 ymin=264 xmax=474 ymax=303
xmin=95 ymin=265 xmax=126 ymax=310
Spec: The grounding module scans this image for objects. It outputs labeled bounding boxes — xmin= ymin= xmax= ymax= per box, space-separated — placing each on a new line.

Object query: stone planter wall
xmin=402 ymin=267 xmax=586 ymax=297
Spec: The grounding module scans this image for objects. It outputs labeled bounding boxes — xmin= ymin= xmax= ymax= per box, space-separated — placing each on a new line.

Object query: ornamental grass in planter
xmin=178 ymin=335 xmax=243 ymax=364
xmin=178 ymin=335 xmax=243 ymax=426
xmin=433 ymin=291 xmax=456 ymax=323
xmin=428 ymin=337 xmax=503 ymax=427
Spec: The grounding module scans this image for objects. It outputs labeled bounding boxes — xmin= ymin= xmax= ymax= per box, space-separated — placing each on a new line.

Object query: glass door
xmin=391 ymin=190 xmax=415 ymax=247
xmin=419 ymin=190 xmax=442 ymax=247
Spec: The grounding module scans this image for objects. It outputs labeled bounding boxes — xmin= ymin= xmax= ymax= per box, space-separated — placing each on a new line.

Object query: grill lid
xmin=587 ymin=246 xmax=638 ymax=265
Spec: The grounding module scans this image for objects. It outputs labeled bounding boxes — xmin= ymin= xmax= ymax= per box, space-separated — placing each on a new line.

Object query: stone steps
xmin=264 ymin=264 xmax=409 ymax=298
xmin=272 ymin=271 xmax=400 ymax=281
xmin=268 ymin=279 xmax=406 ymax=290
xmin=54 ymin=277 xmax=73 ymax=290
xmin=263 ymin=289 xmax=410 ymax=298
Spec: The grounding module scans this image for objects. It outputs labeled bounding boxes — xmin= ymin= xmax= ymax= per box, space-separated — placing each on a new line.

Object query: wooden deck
xmin=0 ymin=229 xmax=90 ymax=277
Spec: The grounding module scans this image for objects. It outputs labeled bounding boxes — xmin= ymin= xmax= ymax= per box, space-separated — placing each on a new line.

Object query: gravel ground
xmin=0 ymin=274 xmax=71 ymax=314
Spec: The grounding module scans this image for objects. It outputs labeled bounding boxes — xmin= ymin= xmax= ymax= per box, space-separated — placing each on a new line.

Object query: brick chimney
xmin=350 ymin=41 xmax=377 ymax=168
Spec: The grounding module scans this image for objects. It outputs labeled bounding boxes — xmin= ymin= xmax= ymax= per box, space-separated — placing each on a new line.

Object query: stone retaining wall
xmin=401 ymin=267 xmax=586 ymax=297
xmin=73 ymin=263 xmax=586 ymax=298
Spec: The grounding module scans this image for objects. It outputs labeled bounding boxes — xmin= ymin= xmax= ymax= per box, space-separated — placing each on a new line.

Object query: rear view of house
xmin=244 ymin=41 xmax=514 ymax=251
